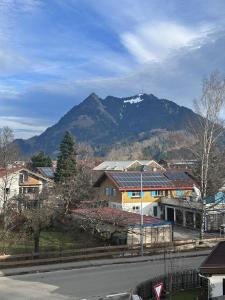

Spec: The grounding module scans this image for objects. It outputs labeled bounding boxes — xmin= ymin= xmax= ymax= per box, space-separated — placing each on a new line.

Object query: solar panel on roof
xmin=111 ymin=172 xmax=174 ymax=188
xmin=38 ymin=167 xmax=54 ymax=178
xmin=165 ymin=172 xmax=190 ymax=180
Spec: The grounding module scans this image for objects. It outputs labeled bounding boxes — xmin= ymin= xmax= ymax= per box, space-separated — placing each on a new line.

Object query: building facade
xmin=94 ymin=171 xmax=196 ymax=219
xmin=0 ymin=167 xmax=52 ymax=209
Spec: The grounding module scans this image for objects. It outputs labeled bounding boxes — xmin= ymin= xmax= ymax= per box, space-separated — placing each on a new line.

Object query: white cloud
xmin=0 ymin=116 xmax=49 ymax=139
xmin=121 ymin=22 xmax=213 ymax=63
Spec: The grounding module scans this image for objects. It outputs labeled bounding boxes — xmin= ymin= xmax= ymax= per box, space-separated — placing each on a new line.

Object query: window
xmin=176 ymin=190 xmax=185 ymax=197
xmin=105 ymin=187 xmax=117 ymax=196
xmin=151 ymin=190 xmax=165 ymax=197
xmin=131 ymin=191 xmax=141 ymax=198
xmin=132 ymin=206 xmax=140 ymax=211
xmin=105 ymin=188 xmax=110 ymax=196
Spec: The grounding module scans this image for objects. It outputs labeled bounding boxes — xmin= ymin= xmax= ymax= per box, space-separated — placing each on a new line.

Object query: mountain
xmin=16 ymin=93 xmax=198 ymax=157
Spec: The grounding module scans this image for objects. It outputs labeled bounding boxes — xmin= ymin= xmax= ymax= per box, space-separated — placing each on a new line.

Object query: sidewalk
xmin=0 ymin=249 xmax=210 ymax=277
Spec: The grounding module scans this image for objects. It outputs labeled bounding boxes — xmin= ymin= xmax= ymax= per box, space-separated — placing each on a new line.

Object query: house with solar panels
xmin=93 ymin=170 xmax=197 ymax=222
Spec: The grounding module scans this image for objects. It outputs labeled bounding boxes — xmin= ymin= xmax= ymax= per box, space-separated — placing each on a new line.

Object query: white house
xmin=200 ymin=241 xmax=225 ymax=299
xmin=0 ymin=167 xmax=52 ymax=210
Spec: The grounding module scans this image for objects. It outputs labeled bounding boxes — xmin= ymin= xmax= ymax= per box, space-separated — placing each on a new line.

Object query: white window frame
xmin=131 ymin=191 xmax=141 ymax=198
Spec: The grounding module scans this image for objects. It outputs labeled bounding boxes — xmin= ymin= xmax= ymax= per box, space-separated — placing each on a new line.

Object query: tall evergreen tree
xmin=54 ymin=132 xmax=77 ymax=183
xmin=30 ymin=151 xmax=52 ymax=169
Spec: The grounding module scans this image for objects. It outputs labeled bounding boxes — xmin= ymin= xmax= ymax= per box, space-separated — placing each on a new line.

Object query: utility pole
xmin=140 ymin=171 xmax=144 ymax=256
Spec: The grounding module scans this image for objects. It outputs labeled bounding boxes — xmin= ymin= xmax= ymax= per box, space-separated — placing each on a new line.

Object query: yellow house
xmin=94 ymin=171 xmax=195 ymax=218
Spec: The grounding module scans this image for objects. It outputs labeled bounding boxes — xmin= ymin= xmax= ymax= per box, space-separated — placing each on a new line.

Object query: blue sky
xmin=1 ymin=0 xmax=225 ymax=138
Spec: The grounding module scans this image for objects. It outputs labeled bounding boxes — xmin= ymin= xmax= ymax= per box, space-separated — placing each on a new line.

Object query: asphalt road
xmin=0 ymin=255 xmax=206 ymax=300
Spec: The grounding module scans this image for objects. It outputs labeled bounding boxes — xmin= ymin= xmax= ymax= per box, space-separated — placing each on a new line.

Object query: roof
xmin=0 ymin=167 xmax=52 ymax=182
xmin=200 ymin=241 xmax=225 ymax=274
xmin=94 ymin=171 xmax=195 ymax=190
xmin=164 ymin=171 xmax=196 ymax=187
xmin=93 ymin=160 xmax=139 ymax=171
xmin=0 ymin=166 xmax=23 ymax=177
xmin=20 ymin=168 xmax=51 ymax=182
xmin=72 ymin=207 xmax=170 ymax=227
xmin=93 ymin=160 xmax=162 ymax=171
xmin=37 ymin=167 xmax=54 ymax=178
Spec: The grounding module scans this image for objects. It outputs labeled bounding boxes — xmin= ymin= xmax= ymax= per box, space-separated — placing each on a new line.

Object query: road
xmin=0 ymin=254 xmax=206 ymax=300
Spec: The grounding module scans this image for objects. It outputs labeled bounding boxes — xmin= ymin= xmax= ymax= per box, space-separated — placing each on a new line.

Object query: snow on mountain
xmin=124 ymin=94 xmax=143 ymax=104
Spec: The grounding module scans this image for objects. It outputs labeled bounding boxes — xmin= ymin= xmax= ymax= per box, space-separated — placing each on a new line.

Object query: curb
xmin=0 ymin=250 xmax=210 ymax=277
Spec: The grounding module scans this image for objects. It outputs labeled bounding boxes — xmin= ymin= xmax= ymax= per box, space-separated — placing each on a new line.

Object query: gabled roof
xmin=20 ymin=168 xmax=52 ymax=182
xmin=200 ymin=241 xmax=225 ymax=274
xmin=0 ymin=166 xmax=23 ymax=177
xmin=0 ymin=167 xmax=52 ymax=182
xmin=94 ymin=171 xmax=195 ymax=191
xmin=93 ymin=160 xmax=164 ymax=171
xmin=93 ymin=160 xmax=140 ymax=171
xmin=72 ymin=207 xmax=170 ymax=227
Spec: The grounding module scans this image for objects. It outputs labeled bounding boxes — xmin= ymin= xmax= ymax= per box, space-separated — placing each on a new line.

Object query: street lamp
xmin=140 ymin=170 xmax=144 ymax=256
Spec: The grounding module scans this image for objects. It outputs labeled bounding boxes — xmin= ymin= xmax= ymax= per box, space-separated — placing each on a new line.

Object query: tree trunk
xmin=200 ymin=200 xmax=206 ymax=240
xmin=34 ymin=232 xmax=40 ymax=253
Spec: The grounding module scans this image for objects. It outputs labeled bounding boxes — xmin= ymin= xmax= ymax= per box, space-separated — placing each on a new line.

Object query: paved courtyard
xmin=173 ymin=225 xmax=221 ymax=240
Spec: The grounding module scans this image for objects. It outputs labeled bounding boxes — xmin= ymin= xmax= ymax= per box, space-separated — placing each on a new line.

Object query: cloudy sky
xmin=1 ymin=0 xmax=225 ymax=138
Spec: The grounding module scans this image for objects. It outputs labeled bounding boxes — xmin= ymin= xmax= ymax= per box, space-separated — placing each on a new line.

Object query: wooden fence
xmin=134 ymin=269 xmax=207 ymax=300
xmin=0 ymin=237 xmax=223 ymax=269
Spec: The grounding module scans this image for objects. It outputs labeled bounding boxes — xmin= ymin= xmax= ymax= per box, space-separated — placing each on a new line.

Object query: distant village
xmin=1 ymin=134 xmax=225 ymax=248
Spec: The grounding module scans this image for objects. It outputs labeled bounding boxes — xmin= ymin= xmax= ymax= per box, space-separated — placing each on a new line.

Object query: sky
xmin=1 ymin=0 xmax=225 ymax=138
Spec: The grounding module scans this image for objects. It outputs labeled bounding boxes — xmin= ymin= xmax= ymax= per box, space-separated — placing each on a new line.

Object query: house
xmin=72 ymin=207 xmax=172 ymax=245
xmin=19 ymin=168 xmax=52 ymax=197
xmin=0 ymin=167 xmax=21 ymax=206
xmin=93 ymin=170 xmax=195 ymax=218
xmin=93 ymin=160 xmax=165 ymax=172
xmin=0 ymin=167 xmax=52 ymax=209
xmin=158 ymin=159 xmax=197 ymax=170
xmin=200 ymin=241 xmax=225 ymax=299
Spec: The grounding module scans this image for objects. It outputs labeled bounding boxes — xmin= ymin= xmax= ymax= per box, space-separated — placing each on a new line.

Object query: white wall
xmin=0 ymin=171 xmax=20 ymax=209
xmin=209 ymin=275 xmax=225 ymax=298
xmin=122 ymin=202 xmax=159 ymax=217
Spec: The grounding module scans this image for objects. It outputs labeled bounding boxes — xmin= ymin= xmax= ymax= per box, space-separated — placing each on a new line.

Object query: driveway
xmin=173 ymin=225 xmax=221 ymax=240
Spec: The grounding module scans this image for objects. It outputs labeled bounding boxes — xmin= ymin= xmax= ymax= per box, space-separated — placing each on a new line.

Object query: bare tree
xmin=21 ymin=190 xmax=56 ymax=253
xmin=0 ymin=127 xmax=20 ymax=228
xmin=56 ymin=163 xmax=93 ymax=214
xmin=74 ymin=208 xmax=129 ymax=242
xmin=190 ymin=72 xmax=225 ymax=239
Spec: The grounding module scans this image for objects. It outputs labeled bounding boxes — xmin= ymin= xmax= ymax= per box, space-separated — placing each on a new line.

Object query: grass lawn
xmin=0 ymin=228 xmax=105 ymax=255
xmin=165 ymin=288 xmax=204 ymax=299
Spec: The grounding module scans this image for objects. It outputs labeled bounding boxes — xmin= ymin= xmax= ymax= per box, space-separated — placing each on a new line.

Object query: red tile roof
xmin=72 ymin=208 xmax=170 ymax=227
